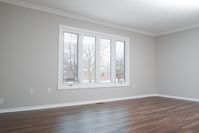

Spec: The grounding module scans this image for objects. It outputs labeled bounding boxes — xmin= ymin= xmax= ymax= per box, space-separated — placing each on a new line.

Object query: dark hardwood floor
xmin=1 ymin=96 xmax=199 ymax=133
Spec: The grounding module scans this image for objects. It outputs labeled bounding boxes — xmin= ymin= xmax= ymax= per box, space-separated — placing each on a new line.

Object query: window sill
xmin=58 ymin=83 xmax=129 ymax=90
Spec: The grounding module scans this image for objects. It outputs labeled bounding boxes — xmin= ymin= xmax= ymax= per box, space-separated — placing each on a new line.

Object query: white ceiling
xmin=3 ymin=0 xmax=199 ymax=36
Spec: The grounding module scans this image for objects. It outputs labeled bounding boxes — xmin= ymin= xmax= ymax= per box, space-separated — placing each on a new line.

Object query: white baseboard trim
xmin=0 ymin=94 xmax=156 ymax=114
xmin=155 ymin=94 xmax=199 ymax=102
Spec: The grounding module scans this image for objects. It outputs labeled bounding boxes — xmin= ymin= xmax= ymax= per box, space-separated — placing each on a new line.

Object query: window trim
xmin=58 ymin=24 xmax=129 ymax=89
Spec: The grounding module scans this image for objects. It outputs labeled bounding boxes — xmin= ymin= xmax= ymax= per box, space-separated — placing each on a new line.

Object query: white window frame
xmin=58 ymin=25 xmax=129 ymax=89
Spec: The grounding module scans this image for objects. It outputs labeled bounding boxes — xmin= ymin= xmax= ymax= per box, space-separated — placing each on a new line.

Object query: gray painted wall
xmin=156 ymin=27 xmax=199 ymax=98
xmin=0 ymin=3 xmax=156 ymax=109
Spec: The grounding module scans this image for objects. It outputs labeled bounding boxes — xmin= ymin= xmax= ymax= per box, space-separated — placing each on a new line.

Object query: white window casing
xmin=58 ymin=25 xmax=129 ymax=89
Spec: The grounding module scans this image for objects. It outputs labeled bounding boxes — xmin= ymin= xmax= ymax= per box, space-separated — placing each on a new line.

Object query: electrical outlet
xmin=0 ymin=98 xmax=4 ymax=104
xmin=48 ymin=88 xmax=52 ymax=93
xmin=29 ymin=88 xmax=34 ymax=95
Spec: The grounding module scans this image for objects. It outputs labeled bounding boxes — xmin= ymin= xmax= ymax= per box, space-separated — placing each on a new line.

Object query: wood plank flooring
xmin=1 ymin=96 xmax=199 ymax=133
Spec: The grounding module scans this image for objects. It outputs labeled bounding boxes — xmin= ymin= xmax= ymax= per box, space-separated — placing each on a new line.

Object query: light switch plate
xmin=133 ymin=84 xmax=136 ymax=88
xmin=48 ymin=88 xmax=52 ymax=93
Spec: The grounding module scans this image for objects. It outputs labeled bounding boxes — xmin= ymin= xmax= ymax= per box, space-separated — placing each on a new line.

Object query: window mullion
xmin=95 ymin=36 xmax=100 ymax=83
xmin=78 ymin=33 xmax=83 ymax=84
xmin=111 ymin=39 xmax=116 ymax=83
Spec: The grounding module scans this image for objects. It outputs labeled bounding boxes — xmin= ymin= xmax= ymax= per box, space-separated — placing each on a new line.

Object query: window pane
xmin=82 ymin=36 xmax=96 ymax=83
xmin=63 ymin=33 xmax=78 ymax=84
xmin=100 ymin=39 xmax=111 ymax=83
xmin=116 ymin=41 xmax=125 ymax=82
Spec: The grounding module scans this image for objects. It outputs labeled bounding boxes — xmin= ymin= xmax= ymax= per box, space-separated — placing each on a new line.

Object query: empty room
xmin=1 ymin=0 xmax=199 ymax=132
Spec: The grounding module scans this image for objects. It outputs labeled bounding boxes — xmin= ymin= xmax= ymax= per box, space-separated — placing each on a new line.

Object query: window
xmin=100 ymin=39 xmax=111 ymax=83
xmin=58 ymin=25 xmax=129 ymax=89
xmin=63 ymin=33 xmax=78 ymax=84
xmin=116 ymin=41 xmax=125 ymax=83
xmin=82 ymin=36 xmax=96 ymax=83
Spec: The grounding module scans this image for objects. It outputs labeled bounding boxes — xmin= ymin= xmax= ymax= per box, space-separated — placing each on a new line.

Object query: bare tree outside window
xmin=116 ymin=41 xmax=125 ymax=82
xmin=82 ymin=36 xmax=96 ymax=83
xmin=63 ymin=33 xmax=78 ymax=84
